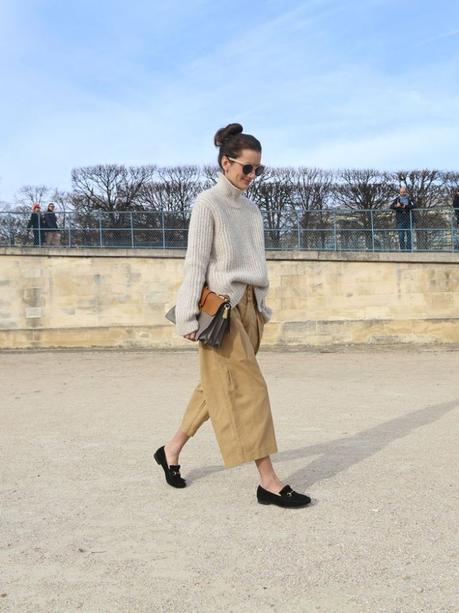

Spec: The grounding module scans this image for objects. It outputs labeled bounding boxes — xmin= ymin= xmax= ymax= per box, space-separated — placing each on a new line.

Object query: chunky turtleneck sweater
xmin=175 ymin=173 xmax=272 ymax=336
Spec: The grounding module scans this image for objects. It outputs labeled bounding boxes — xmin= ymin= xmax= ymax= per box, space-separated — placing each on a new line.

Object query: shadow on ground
xmin=186 ymin=399 xmax=458 ymax=489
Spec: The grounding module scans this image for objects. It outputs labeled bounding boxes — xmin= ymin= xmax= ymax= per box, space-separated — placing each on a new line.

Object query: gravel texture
xmin=1 ymin=348 xmax=458 ymax=613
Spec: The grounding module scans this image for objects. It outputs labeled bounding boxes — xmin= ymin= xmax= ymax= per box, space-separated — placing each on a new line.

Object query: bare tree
xmin=332 ymin=170 xmax=392 ymax=250
xmin=201 ymin=165 xmax=219 ymax=188
xmin=71 ymin=164 xmax=156 ymax=212
xmin=0 ymin=207 xmax=24 ymax=245
xmin=5 ymin=163 xmax=458 ymax=250
xmin=291 ymin=168 xmax=334 ymax=249
xmin=334 ymin=169 xmax=391 ymax=210
xmin=137 ymin=166 xmax=202 ymax=248
xmin=70 ymin=165 xmax=156 ymax=246
xmin=393 ymin=169 xmax=444 ymax=209
xmin=440 ymin=171 xmax=459 ymax=205
xmin=392 ymin=170 xmax=447 ymax=249
xmin=49 ymin=188 xmax=73 ymax=211
xmin=16 ymin=184 xmax=51 ymax=208
xmin=5 ymin=185 xmax=51 ymax=245
xmin=157 ymin=166 xmax=201 ymax=216
xmin=249 ymin=168 xmax=295 ymax=249
xmin=294 ymin=167 xmax=333 ymax=210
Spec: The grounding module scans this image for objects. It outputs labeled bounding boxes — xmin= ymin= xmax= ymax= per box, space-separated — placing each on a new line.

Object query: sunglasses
xmin=228 ymin=157 xmax=265 ymax=177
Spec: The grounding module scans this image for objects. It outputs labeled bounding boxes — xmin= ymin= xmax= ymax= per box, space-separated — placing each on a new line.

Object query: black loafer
xmin=154 ymin=446 xmax=186 ymax=488
xmin=257 ymin=484 xmax=311 ymax=508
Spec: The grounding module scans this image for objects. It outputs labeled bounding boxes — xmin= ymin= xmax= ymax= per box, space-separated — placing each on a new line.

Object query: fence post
xmin=130 ymin=212 xmax=135 ymax=248
xmin=68 ymin=216 xmax=72 ymax=248
xmin=370 ymin=209 xmax=375 ymax=252
xmin=161 ymin=209 xmax=166 ymax=249
xmin=98 ymin=213 xmax=103 ymax=248
xmin=297 ymin=209 xmax=301 ymax=250
xmin=451 ymin=211 xmax=455 ymax=253
xmin=8 ymin=213 xmax=13 ymax=246
xmin=409 ymin=209 xmax=413 ymax=251
xmin=333 ymin=210 xmax=337 ymax=251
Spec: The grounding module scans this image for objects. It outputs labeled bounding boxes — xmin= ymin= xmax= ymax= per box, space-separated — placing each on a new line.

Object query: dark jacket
xmin=390 ymin=196 xmax=416 ymax=226
xmin=44 ymin=211 xmax=58 ymax=229
xmin=453 ymin=195 xmax=459 ymax=212
xmin=27 ymin=212 xmax=44 ymax=229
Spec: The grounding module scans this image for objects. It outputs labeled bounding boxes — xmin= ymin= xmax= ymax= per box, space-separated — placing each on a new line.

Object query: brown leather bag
xmin=165 ymin=287 xmax=231 ymax=347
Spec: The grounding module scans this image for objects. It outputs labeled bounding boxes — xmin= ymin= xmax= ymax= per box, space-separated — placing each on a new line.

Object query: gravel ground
xmin=1 ymin=348 xmax=458 ymax=613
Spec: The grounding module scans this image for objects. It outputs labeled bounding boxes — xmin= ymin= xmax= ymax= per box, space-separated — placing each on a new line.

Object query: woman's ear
xmin=221 ymin=155 xmax=230 ymax=174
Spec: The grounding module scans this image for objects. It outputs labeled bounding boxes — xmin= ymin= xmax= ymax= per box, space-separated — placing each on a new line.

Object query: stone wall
xmin=1 ymin=248 xmax=458 ymax=349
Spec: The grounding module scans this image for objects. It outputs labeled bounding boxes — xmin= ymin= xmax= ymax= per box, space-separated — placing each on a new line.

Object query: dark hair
xmin=214 ymin=123 xmax=262 ymax=169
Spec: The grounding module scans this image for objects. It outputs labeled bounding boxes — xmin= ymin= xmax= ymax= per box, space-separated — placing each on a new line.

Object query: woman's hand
xmin=183 ymin=331 xmax=197 ymax=342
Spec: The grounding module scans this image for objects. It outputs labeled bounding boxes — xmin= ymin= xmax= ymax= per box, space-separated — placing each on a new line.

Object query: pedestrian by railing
xmin=1 ymin=207 xmax=459 ymax=252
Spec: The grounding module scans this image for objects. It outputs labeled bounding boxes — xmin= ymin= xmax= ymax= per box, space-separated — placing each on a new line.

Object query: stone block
xmin=23 ymin=268 xmax=42 ymax=278
xmin=25 ymin=307 xmax=42 ymax=319
xmin=1 ymin=251 xmax=459 ymax=349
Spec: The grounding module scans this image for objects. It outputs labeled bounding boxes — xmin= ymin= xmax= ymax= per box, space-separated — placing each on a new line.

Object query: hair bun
xmin=214 ymin=123 xmax=243 ymax=147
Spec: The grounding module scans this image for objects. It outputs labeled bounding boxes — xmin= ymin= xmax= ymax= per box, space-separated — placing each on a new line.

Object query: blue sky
xmin=0 ymin=0 xmax=458 ymax=202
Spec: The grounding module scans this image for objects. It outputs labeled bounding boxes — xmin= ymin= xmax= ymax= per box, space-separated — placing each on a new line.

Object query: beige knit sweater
xmin=175 ymin=173 xmax=272 ymax=336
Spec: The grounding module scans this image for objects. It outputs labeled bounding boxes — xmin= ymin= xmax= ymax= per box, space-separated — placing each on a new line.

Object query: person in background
xmin=26 ymin=203 xmax=45 ymax=246
xmin=390 ymin=186 xmax=416 ymax=251
xmin=43 ymin=203 xmax=60 ymax=246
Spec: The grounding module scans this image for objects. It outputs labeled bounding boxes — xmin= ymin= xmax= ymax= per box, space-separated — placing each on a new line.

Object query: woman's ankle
xmin=164 ymin=442 xmax=180 ymax=464
xmin=260 ymin=475 xmax=283 ymax=493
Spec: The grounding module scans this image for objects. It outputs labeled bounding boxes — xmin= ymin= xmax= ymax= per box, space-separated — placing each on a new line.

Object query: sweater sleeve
xmin=175 ymin=198 xmax=214 ymax=336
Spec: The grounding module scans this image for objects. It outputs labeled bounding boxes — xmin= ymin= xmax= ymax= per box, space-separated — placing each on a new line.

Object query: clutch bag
xmin=165 ymin=287 xmax=231 ymax=347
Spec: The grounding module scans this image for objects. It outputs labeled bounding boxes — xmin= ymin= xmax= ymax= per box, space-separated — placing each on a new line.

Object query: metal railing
xmin=1 ymin=208 xmax=459 ymax=252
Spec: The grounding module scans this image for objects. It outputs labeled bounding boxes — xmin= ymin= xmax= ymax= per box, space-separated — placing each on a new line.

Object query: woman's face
xmin=221 ymin=148 xmax=262 ymax=190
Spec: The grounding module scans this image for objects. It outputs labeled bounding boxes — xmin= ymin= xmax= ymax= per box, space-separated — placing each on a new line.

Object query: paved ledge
xmin=267 ymin=249 xmax=459 ymax=264
xmin=1 ymin=246 xmax=459 ymax=264
xmin=0 ymin=246 xmax=188 ymax=259
xmin=2 ymin=343 xmax=459 ymax=355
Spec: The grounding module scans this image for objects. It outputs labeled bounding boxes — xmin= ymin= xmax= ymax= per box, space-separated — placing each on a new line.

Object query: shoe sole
xmin=257 ymin=498 xmax=311 ymax=508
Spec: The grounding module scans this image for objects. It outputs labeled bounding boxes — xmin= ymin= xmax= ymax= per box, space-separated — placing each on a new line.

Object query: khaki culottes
xmin=181 ymin=285 xmax=278 ymax=467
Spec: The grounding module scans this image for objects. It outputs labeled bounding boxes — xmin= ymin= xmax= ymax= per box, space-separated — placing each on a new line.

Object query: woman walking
xmin=155 ymin=123 xmax=311 ymax=508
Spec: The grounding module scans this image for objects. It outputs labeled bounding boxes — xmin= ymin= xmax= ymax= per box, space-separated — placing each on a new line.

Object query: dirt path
xmin=1 ymin=348 xmax=458 ymax=612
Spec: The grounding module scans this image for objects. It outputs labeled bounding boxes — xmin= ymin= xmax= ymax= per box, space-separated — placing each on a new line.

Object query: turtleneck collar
xmin=215 ymin=173 xmax=244 ymax=201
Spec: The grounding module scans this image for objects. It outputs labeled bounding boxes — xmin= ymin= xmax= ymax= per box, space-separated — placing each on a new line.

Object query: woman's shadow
xmin=186 ymin=399 xmax=458 ymax=489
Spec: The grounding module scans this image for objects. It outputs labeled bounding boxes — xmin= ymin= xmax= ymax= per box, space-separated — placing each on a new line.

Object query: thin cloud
xmin=298 ymin=125 xmax=459 ymax=170
xmin=416 ymin=29 xmax=459 ymax=47
xmin=1 ymin=1 xmax=458 ymax=202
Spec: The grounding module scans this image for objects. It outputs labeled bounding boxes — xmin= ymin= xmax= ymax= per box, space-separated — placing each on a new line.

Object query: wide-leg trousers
xmin=180 ymin=285 xmax=278 ymax=467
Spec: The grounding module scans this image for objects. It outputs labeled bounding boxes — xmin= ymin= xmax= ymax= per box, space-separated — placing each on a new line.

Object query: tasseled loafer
xmin=154 ymin=445 xmax=186 ymax=488
xmin=257 ymin=484 xmax=311 ymax=508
